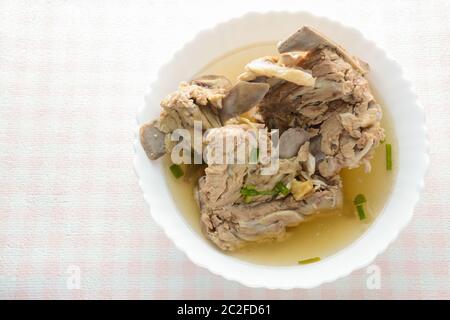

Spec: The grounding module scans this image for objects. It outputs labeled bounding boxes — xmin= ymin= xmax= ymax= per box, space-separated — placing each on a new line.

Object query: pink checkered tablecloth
xmin=1 ymin=0 xmax=449 ymax=299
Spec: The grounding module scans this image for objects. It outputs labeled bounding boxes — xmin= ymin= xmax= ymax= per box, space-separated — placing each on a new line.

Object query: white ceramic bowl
xmin=134 ymin=11 xmax=428 ymax=289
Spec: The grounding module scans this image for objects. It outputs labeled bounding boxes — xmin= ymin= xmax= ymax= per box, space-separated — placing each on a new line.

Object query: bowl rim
xmin=133 ymin=11 xmax=429 ymax=289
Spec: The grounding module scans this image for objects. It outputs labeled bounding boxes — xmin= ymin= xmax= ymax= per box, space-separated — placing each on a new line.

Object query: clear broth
xmin=163 ymin=43 xmax=397 ymax=266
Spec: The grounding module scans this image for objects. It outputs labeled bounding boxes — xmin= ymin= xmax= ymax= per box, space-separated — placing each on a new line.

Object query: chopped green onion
xmin=386 ymin=143 xmax=392 ymax=171
xmin=353 ymin=193 xmax=367 ymax=206
xmin=298 ymin=257 xmax=321 ymax=265
xmin=249 ymin=148 xmax=259 ymax=163
xmin=356 ymin=204 xmax=366 ymax=220
xmin=380 ymin=139 xmax=386 ymax=144
xmin=240 ymin=185 xmax=260 ymax=197
xmin=274 ymin=181 xmax=290 ymax=196
xmin=169 ymin=164 xmax=184 ymax=179
xmin=243 ymin=195 xmax=253 ymax=203
xmin=354 ymin=194 xmax=368 ymax=220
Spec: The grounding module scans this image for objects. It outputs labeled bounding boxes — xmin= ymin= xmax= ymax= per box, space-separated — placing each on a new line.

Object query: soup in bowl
xmin=134 ymin=12 xmax=427 ymax=288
